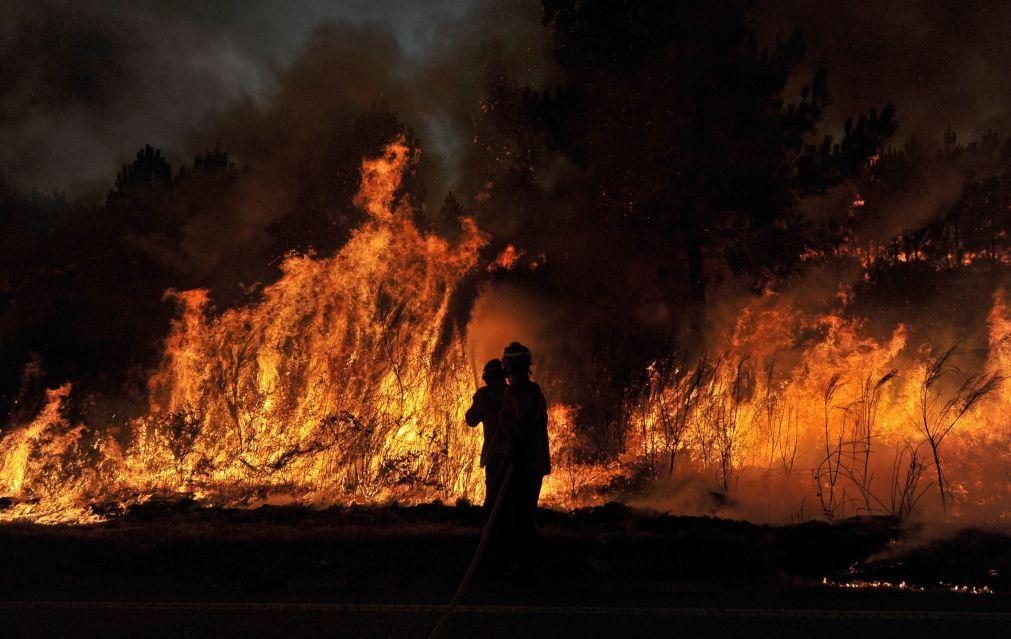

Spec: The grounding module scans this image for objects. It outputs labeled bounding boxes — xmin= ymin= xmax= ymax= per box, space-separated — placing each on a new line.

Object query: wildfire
xmin=822 ymin=577 xmax=994 ymax=595
xmin=623 ymin=292 xmax=1011 ymax=521
xmin=137 ymin=135 xmax=490 ymax=506
xmin=3 ymin=138 xmax=1011 ymax=525
xmin=1 ymin=137 xmax=489 ymax=520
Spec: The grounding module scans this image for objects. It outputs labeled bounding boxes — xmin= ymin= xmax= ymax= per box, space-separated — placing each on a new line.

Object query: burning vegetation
xmin=2 ymin=0 xmax=1011 ymax=528
xmin=0 ymin=138 xmax=488 ymax=522
xmin=3 ymin=135 xmax=1011 ymax=526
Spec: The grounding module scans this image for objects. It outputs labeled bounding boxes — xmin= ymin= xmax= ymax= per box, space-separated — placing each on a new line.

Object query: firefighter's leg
xmin=484 ymin=460 xmax=505 ymax=511
xmin=513 ymin=474 xmax=543 ymax=579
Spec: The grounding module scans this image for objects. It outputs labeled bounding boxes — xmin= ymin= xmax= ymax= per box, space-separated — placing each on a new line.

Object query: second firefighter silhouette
xmin=465 ymin=359 xmax=509 ymax=508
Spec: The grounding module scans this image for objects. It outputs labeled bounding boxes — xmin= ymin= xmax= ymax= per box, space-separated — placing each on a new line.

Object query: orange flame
xmin=3 ymin=139 xmax=1011 ymax=524
xmin=488 ymin=244 xmax=523 ymax=272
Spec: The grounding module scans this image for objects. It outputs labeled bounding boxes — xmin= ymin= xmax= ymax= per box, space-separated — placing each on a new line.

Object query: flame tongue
xmin=354 ymin=137 xmax=412 ymax=222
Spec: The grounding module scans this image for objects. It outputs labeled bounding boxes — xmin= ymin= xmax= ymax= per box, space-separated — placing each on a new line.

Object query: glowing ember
xmin=488 ymin=244 xmax=523 ymax=272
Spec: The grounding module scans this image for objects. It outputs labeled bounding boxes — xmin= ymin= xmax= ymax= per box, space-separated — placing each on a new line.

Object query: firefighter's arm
xmin=464 ymin=391 xmax=483 ymax=427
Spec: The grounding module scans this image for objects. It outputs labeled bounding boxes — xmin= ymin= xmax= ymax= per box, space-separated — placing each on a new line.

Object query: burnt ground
xmin=1 ymin=502 xmax=1010 ymax=638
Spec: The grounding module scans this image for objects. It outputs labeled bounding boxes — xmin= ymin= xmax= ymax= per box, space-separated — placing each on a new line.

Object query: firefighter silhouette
xmin=465 ymin=359 xmax=509 ymax=509
xmin=498 ymin=342 xmax=550 ymax=583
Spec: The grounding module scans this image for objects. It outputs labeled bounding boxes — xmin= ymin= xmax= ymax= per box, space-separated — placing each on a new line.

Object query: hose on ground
xmin=427 ymin=464 xmax=514 ymax=639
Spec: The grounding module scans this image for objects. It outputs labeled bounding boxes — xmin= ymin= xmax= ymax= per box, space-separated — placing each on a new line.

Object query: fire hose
xmin=427 ymin=463 xmax=514 ymax=639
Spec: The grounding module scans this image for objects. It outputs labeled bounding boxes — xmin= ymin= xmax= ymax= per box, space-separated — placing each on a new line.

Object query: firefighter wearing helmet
xmin=499 ymin=341 xmax=550 ymax=583
xmin=465 ymin=358 xmax=509 ymax=509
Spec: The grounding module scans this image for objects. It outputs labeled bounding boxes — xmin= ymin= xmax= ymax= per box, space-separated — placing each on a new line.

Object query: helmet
xmin=481 ymin=358 xmax=505 ymax=384
xmin=502 ymin=342 xmax=532 ymax=375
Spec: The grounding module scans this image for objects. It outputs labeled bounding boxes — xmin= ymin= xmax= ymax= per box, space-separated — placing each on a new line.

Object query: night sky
xmin=3 ymin=0 xmax=1009 ymax=194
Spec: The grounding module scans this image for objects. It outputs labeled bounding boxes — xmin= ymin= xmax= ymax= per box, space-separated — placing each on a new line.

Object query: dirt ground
xmin=1 ymin=501 xmax=1009 ymax=638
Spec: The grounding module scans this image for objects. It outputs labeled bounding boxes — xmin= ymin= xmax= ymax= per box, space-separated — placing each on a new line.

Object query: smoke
xmin=4 ymin=0 xmax=1010 ymax=197
xmin=753 ymin=0 xmax=1011 ymax=142
xmin=0 ymin=0 xmax=483 ymax=194
xmin=0 ymin=1 xmax=269 ymax=193
xmin=466 ymin=282 xmax=569 ymax=385
xmin=627 ymin=469 xmax=820 ymax=523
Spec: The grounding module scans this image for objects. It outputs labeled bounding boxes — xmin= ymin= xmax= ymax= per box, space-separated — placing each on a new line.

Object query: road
xmin=2 ymin=600 xmax=1010 ymax=638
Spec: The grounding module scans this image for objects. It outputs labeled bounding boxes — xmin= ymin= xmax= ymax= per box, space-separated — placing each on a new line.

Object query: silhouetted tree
xmin=107 ymin=145 xmax=172 ymax=204
xmin=527 ymin=0 xmax=894 ymax=312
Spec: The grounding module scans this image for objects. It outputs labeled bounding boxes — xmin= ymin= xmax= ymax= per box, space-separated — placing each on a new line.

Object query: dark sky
xmin=0 ymin=0 xmax=479 ymax=193
xmin=2 ymin=0 xmax=1009 ymax=194
xmin=753 ymin=0 xmax=1011 ymax=144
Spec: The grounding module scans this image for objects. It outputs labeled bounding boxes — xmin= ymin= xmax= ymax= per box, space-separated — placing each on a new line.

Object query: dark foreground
xmin=1 ymin=501 xmax=1010 ymax=638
